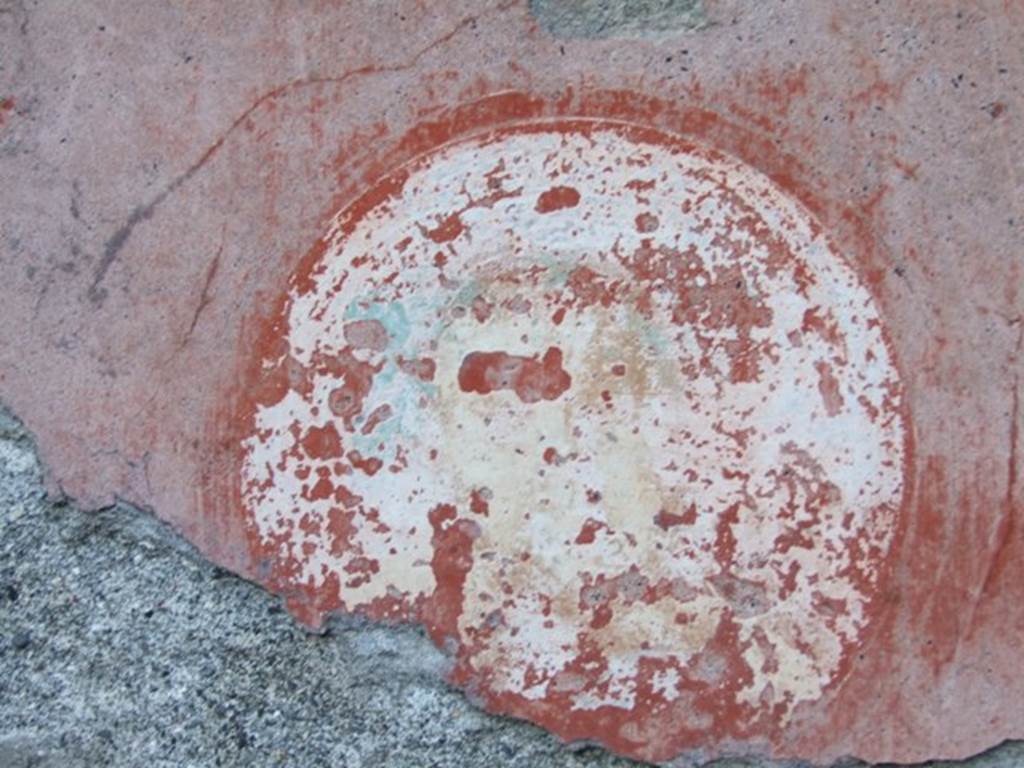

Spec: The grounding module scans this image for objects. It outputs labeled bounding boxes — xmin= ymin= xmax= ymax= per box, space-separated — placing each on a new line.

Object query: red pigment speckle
xmin=469 ymin=488 xmax=491 ymax=516
xmin=334 ymin=485 xmax=363 ymax=509
xmin=325 ymin=354 xmax=378 ymax=430
xmin=397 ymin=356 xmax=436 ymax=382
xmin=575 ymin=518 xmax=607 ymax=544
xmin=426 ymin=212 xmax=464 ymax=243
xmin=713 ymin=503 xmax=742 ymax=565
xmin=343 ymin=556 xmax=380 ymax=588
xmin=801 ymin=306 xmax=843 ymax=346
xmin=251 ymin=352 xmax=310 ymax=409
xmin=347 ymin=450 xmax=383 ymax=476
xmin=815 ymin=361 xmax=844 ymax=416
xmin=360 ymin=404 xmax=393 ymax=435
xmin=611 ymin=363 xmax=626 ymax=376
xmin=343 ymin=319 xmax=389 ymax=352
xmin=535 ymin=185 xmax=580 ymax=213
xmin=300 ymin=423 xmax=343 ymax=460
xmin=306 ymin=470 xmax=335 ymax=501
xmin=551 ymin=306 xmax=566 ymax=325
xmin=858 ymin=394 xmax=880 ymax=421
xmin=567 ymin=266 xmax=619 ymax=309
xmin=626 ymin=178 xmax=656 ymax=192
xmin=591 ymin=603 xmax=614 ymax=629
xmin=458 ymin=347 xmax=571 ymax=404
xmin=654 ymin=504 xmax=698 ymax=530
xmin=420 ymin=504 xmax=478 ymax=643
xmin=471 ymin=295 xmax=494 ymax=323
xmin=0 ymin=98 xmax=13 ymax=127
xmin=635 ymin=212 xmax=659 ymax=233
xmin=542 ymin=446 xmax=560 ymax=465
xmin=326 ymin=507 xmax=358 ymax=553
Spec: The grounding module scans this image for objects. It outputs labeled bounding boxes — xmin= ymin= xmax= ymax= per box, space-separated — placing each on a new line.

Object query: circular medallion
xmin=239 ymin=118 xmax=906 ymax=747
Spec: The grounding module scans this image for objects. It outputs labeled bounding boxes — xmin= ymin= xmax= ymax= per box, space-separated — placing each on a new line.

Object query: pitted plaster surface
xmin=2 ymin=0 xmax=1022 ymax=764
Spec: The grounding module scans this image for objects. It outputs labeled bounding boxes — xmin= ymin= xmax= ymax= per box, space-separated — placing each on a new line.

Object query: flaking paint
xmin=236 ymin=116 xmax=907 ymax=757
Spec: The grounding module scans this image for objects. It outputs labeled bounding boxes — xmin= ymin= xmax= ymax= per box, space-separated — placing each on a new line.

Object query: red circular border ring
xmin=218 ymin=91 xmax=915 ymax=763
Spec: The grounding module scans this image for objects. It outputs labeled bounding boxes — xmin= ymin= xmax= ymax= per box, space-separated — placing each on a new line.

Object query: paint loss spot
xmin=238 ymin=118 xmax=907 ymax=754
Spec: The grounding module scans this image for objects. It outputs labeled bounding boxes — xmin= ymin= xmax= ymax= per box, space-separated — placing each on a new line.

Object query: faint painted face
xmin=241 ymin=121 xmax=906 ymax=734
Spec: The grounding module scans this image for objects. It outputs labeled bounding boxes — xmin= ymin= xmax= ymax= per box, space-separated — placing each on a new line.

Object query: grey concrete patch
xmin=529 ymin=0 xmax=706 ymax=38
xmin=0 ymin=407 xmax=1022 ymax=767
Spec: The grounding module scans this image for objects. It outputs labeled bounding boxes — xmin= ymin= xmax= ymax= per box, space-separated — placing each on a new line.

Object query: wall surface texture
xmin=1 ymin=1 xmax=1021 ymax=765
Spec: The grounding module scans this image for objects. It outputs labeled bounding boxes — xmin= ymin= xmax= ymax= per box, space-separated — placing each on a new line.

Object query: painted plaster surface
xmin=1 ymin=2 xmax=1021 ymax=765
xmin=241 ymin=123 xmax=906 ymax=748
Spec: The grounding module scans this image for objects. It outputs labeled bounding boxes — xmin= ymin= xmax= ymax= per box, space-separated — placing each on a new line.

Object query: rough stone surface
xmin=3 ymin=413 xmax=1024 ymax=767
